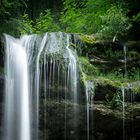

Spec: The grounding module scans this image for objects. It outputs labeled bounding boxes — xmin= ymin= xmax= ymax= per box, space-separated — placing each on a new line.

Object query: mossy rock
xmin=80 ymin=35 xmax=96 ymax=45
xmin=85 ymin=76 xmax=140 ymax=102
xmin=125 ymin=40 xmax=140 ymax=48
xmin=94 ymin=77 xmax=122 ymax=88
xmin=130 ymin=82 xmax=140 ymax=94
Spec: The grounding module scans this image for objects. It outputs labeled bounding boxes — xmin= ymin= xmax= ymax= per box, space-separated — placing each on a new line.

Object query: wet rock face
xmin=80 ymin=35 xmax=140 ymax=81
xmin=94 ymin=85 xmax=116 ymax=101
xmin=93 ymin=82 xmax=140 ymax=102
xmin=39 ymin=100 xmax=88 ymax=140
xmin=38 ymin=100 xmax=140 ymax=140
xmin=92 ymin=102 xmax=140 ymax=140
xmin=0 ymin=75 xmax=4 ymax=102
xmin=0 ymin=75 xmax=4 ymax=138
xmin=0 ymin=40 xmax=4 ymax=68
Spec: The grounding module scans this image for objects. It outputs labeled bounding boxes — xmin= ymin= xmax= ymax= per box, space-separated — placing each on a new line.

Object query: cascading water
xmin=3 ymin=32 xmax=79 ymax=140
xmin=122 ymin=45 xmax=127 ymax=139
xmin=121 ymin=86 xmax=125 ymax=140
xmin=4 ymin=35 xmax=30 ymax=140
xmin=123 ymin=45 xmax=127 ymax=77
xmin=84 ymin=73 xmax=94 ymax=140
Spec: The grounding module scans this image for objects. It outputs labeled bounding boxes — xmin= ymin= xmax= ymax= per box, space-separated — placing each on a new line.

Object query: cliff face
xmin=38 ymin=100 xmax=140 ymax=140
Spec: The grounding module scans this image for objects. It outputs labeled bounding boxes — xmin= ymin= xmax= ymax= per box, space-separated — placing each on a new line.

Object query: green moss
xmin=131 ymin=87 xmax=140 ymax=93
xmin=81 ymin=73 xmax=86 ymax=86
xmin=79 ymin=56 xmax=100 ymax=76
xmin=94 ymin=76 xmax=140 ymax=94
xmin=80 ymin=35 xmax=96 ymax=45
xmin=79 ymin=64 xmax=86 ymax=86
xmin=132 ymin=82 xmax=140 ymax=94
xmin=79 ymin=56 xmax=90 ymax=66
xmin=94 ymin=77 xmax=122 ymax=88
xmin=121 ymin=83 xmax=129 ymax=87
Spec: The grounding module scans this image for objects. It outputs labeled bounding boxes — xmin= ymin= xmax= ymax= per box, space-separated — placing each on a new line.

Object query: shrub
xmin=16 ymin=10 xmax=60 ymax=35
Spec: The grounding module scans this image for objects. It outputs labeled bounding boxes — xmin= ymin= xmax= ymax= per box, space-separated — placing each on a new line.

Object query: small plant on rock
xmin=106 ymin=91 xmax=123 ymax=109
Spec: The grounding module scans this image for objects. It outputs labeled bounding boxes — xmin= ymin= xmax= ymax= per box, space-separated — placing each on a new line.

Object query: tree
xmin=100 ymin=5 xmax=131 ymax=38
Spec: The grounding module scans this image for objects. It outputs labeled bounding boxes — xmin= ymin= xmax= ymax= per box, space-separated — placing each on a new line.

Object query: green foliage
xmin=0 ymin=0 xmax=13 ymax=17
xmin=111 ymin=68 xmax=140 ymax=81
xmin=79 ymin=57 xmax=91 ymax=74
xmin=84 ymin=0 xmax=112 ymax=34
xmin=0 ymin=0 xmax=27 ymax=35
xmin=79 ymin=56 xmax=99 ymax=76
xmin=0 ymin=18 xmax=19 ymax=36
xmin=16 ymin=10 xmax=60 ymax=35
xmin=60 ymin=0 xmax=131 ymax=37
xmin=79 ymin=57 xmax=90 ymax=67
xmin=106 ymin=91 xmax=123 ymax=109
xmin=105 ymin=48 xmax=123 ymax=58
xmin=16 ymin=14 xmax=35 ymax=34
xmin=132 ymin=12 xmax=140 ymax=22
xmin=100 ymin=5 xmax=132 ymax=37
xmin=0 ymin=0 xmax=132 ymax=37
xmin=129 ymin=67 xmax=140 ymax=80
xmin=0 ymin=0 xmax=26 ymax=19
xmin=60 ymin=4 xmax=86 ymax=33
xmin=35 ymin=10 xmax=60 ymax=34
xmin=79 ymin=56 xmax=99 ymax=86
xmin=60 ymin=0 xmax=93 ymax=34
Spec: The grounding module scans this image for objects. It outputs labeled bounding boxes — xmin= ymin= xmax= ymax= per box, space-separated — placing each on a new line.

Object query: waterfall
xmin=121 ymin=86 xmax=125 ymax=140
xmin=84 ymin=73 xmax=94 ymax=140
xmin=122 ymin=45 xmax=127 ymax=140
xmin=3 ymin=32 xmax=79 ymax=140
xmin=66 ymin=35 xmax=78 ymax=108
xmin=4 ymin=35 xmax=30 ymax=140
xmin=85 ymin=80 xmax=90 ymax=140
xmin=123 ymin=45 xmax=127 ymax=77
